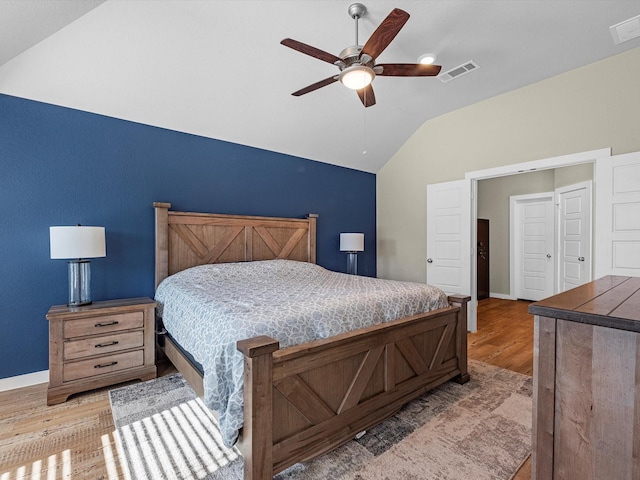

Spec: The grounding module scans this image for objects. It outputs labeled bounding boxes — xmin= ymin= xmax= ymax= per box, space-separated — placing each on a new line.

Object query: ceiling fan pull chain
xmin=362 ymin=102 xmax=368 ymax=155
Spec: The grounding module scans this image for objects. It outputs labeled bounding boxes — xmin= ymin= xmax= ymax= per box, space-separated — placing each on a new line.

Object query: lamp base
xmin=68 ymin=260 xmax=92 ymax=306
xmin=346 ymin=252 xmax=358 ymax=275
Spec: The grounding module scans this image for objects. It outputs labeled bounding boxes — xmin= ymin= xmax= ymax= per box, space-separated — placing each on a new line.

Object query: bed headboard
xmin=153 ymin=202 xmax=318 ymax=288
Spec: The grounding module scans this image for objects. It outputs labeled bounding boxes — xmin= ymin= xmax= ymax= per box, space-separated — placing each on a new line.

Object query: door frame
xmin=509 ymin=192 xmax=555 ymax=301
xmin=464 ymin=148 xmax=610 ymax=328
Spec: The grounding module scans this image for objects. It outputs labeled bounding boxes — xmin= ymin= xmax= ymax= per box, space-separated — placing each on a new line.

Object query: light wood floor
xmin=469 ymin=297 xmax=533 ymax=376
xmin=0 ymin=298 xmax=534 ymax=479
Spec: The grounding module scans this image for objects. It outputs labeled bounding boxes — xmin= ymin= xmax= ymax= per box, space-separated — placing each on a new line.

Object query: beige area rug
xmin=109 ymin=360 xmax=532 ymax=480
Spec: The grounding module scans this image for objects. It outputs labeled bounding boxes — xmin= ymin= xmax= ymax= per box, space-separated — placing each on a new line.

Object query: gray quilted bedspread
xmin=155 ymin=259 xmax=449 ymax=446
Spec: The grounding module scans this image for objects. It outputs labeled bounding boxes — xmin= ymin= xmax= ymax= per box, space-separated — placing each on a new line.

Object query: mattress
xmin=155 ymin=259 xmax=449 ymax=446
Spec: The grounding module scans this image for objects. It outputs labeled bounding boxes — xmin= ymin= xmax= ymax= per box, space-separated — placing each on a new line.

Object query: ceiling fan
xmin=281 ymin=3 xmax=441 ymax=107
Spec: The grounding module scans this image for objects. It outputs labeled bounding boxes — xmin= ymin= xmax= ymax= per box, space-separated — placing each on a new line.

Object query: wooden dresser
xmin=47 ymin=297 xmax=157 ymax=405
xmin=528 ymin=276 xmax=640 ymax=480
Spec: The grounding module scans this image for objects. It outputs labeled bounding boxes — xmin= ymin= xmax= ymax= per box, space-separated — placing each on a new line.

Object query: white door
xmin=595 ymin=151 xmax=640 ymax=277
xmin=510 ymin=193 xmax=555 ymax=301
xmin=556 ymin=181 xmax=592 ymax=292
xmin=426 ymin=179 xmax=473 ymax=329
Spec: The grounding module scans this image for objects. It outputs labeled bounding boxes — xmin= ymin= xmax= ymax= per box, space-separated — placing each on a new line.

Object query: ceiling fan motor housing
xmin=337 ymin=46 xmax=374 ymax=70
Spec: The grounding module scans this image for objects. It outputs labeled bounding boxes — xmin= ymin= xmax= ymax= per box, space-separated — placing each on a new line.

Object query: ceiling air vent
xmin=439 ymin=61 xmax=480 ymax=83
xmin=610 ymin=14 xmax=640 ymax=45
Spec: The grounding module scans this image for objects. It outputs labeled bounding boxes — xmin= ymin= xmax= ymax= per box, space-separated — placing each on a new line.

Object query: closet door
xmin=556 ymin=181 xmax=592 ymax=292
xmin=510 ymin=193 xmax=555 ymax=302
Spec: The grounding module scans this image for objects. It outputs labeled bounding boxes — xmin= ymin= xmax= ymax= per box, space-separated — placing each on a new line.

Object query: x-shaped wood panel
xmin=254 ymin=226 xmax=307 ymax=259
xmin=274 ymin=323 xmax=455 ymax=425
xmin=170 ymin=224 xmax=308 ymax=263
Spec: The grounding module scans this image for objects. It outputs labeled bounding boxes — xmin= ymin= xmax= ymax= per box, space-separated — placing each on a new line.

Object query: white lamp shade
xmin=340 ymin=233 xmax=364 ymax=252
xmin=339 ymin=65 xmax=374 ymax=90
xmin=50 ymin=226 xmax=106 ymax=259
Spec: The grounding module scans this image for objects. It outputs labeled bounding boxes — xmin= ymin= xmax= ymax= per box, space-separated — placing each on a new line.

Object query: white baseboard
xmin=0 ymin=370 xmax=49 ymax=392
xmin=490 ymin=292 xmax=514 ymax=300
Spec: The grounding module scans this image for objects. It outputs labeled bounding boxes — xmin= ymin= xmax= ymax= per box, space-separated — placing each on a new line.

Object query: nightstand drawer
xmin=64 ymin=331 xmax=144 ymax=360
xmin=64 ymin=311 xmax=144 ymax=339
xmin=63 ymin=350 xmax=144 ymax=382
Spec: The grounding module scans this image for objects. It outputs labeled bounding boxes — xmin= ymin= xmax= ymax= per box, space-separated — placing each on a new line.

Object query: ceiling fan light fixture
xmin=418 ymin=53 xmax=437 ymax=65
xmin=339 ymin=64 xmax=374 ymax=90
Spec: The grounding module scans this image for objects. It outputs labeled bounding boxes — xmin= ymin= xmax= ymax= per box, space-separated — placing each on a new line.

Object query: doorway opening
xmin=426 ymin=147 xmax=612 ymax=331
xmin=465 ymin=147 xmax=609 ymax=330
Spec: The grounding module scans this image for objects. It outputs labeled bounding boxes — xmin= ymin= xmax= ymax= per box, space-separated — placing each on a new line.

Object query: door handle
xmin=578 ymin=256 xmax=585 ymax=261
xmin=546 ymin=254 xmax=551 ymax=259
xmin=427 ymin=258 xmax=433 ymax=263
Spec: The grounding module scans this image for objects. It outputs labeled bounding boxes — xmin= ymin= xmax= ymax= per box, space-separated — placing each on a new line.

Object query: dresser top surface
xmin=529 ymin=276 xmax=640 ymax=332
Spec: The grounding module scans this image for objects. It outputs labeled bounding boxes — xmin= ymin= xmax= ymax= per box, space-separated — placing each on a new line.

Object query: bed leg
xmin=237 ymin=336 xmax=280 ymax=480
xmin=448 ymin=295 xmax=471 ymax=384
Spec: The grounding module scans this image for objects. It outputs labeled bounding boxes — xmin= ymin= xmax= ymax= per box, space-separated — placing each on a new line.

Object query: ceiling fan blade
xmin=281 ymin=38 xmax=343 ymax=65
xmin=376 ymin=63 xmax=442 ymax=77
xmin=357 ymin=84 xmax=376 ymax=107
xmin=361 ymin=8 xmax=410 ymax=60
xmin=292 ymin=76 xmax=339 ymax=96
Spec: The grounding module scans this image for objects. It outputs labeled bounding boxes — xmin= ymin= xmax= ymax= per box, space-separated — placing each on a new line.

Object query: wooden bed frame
xmin=153 ymin=202 xmax=470 ymax=480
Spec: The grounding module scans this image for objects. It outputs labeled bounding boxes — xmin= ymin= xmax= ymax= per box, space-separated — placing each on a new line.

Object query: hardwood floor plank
xmin=470 ymin=298 xmax=533 ymax=376
xmin=0 ymin=299 xmax=534 ymax=479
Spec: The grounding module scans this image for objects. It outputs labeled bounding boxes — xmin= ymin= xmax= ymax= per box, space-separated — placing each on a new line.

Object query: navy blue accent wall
xmin=0 ymin=94 xmax=376 ymax=379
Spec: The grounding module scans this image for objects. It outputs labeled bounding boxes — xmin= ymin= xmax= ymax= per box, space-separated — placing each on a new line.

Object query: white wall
xmin=377 ymin=47 xmax=640 ymax=282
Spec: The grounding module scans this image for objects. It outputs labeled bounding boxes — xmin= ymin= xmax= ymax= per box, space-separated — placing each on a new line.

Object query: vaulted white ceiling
xmin=1 ymin=1 xmax=639 ymax=173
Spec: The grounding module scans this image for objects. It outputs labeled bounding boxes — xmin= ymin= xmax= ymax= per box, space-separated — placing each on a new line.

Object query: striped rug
xmin=109 ymin=360 xmax=532 ymax=480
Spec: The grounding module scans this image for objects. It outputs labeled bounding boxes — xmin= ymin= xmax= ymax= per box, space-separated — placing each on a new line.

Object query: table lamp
xmin=340 ymin=233 xmax=364 ymax=275
xmin=50 ymin=226 xmax=106 ymax=306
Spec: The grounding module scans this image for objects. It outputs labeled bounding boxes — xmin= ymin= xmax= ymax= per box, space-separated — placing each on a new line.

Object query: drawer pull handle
xmin=94 ymin=361 xmax=118 ymax=369
xmin=95 ymin=321 xmax=119 ymax=327
xmin=95 ymin=341 xmax=119 ymax=348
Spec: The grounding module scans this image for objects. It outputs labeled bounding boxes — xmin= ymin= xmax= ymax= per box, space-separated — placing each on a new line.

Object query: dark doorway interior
xmin=477 ymin=219 xmax=490 ymax=300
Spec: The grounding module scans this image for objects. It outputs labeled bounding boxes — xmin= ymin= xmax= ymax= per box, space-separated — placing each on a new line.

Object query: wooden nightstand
xmin=46 ymin=297 xmax=157 ymax=405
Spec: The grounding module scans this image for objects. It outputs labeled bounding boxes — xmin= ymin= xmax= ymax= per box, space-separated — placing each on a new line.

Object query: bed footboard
xmin=237 ymin=295 xmax=469 ymax=479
